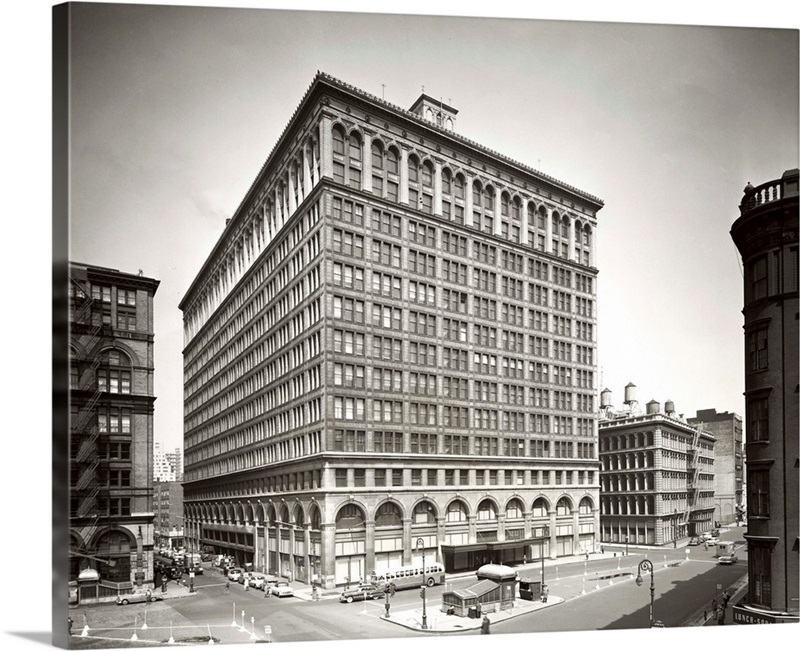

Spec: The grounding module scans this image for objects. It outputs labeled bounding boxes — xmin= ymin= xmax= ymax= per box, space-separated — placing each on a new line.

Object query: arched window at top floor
xmin=371 ymin=140 xmax=384 ymax=170
xmin=348 ymin=131 xmax=362 ymax=163
xmin=512 ymin=196 xmax=521 ymax=220
xmin=386 ymin=147 xmax=399 ymax=175
xmin=441 ymin=168 xmax=452 ymax=194
xmin=421 ymin=160 xmax=433 ymax=188
xmin=453 ymin=173 xmax=465 ymax=199
xmin=483 ymin=185 xmax=495 ymax=210
xmin=408 ymin=154 xmax=420 ymax=183
xmin=332 ymin=124 xmax=346 ymax=156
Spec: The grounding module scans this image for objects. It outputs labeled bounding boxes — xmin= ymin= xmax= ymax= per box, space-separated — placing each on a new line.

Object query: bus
xmin=371 ymin=563 xmax=446 ymax=591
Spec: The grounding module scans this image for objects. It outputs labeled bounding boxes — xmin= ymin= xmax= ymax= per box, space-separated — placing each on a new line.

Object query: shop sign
xmin=733 ymin=605 xmax=798 ymax=625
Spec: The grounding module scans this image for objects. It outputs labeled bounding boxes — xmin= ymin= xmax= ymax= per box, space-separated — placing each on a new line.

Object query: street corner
xmin=379 ymin=597 xmax=564 ymax=633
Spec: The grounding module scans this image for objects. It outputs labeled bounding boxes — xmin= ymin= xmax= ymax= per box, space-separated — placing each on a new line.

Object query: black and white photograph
xmin=5 ymin=1 xmax=799 ymax=650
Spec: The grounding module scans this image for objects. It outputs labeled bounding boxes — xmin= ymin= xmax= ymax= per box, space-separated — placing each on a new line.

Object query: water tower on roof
xmin=623 ymin=382 xmax=640 ymax=415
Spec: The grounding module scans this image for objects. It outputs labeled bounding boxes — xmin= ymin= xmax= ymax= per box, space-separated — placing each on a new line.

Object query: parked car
xmin=705 ymin=537 xmax=719 ymax=546
xmin=227 ymin=567 xmax=244 ymax=582
xmin=687 ymin=537 xmax=702 ymax=546
xmin=164 ymin=566 xmax=183 ymax=580
xmin=247 ymin=573 xmax=268 ymax=589
xmin=339 ymin=584 xmax=384 ymax=603
xmin=269 ymin=581 xmax=294 ymax=598
xmin=261 ymin=576 xmax=280 ymax=593
xmin=238 ymin=572 xmax=252 ymax=585
xmin=718 ymin=553 xmax=738 ymax=565
xmin=116 ymin=591 xmax=162 ymax=605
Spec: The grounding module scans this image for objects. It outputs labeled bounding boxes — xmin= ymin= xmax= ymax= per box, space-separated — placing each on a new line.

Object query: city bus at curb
xmin=370 ymin=563 xmax=445 ymax=591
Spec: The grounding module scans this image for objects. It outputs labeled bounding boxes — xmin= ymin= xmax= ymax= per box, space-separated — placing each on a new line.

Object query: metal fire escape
xmin=683 ymin=427 xmax=702 ymax=534
xmin=69 ymin=272 xmax=109 ymax=549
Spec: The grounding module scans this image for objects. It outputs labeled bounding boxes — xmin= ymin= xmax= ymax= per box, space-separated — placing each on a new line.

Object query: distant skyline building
xmin=687 ymin=409 xmax=744 ymax=526
xmin=179 ymin=72 xmax=603 ymax=587
xmin=68 ymin=262 xmax=160 ymax=597
xmin=730 ymin=168 xmax=798 ymax=624
xmin=598 ymin=384 xmax=716 ymax=545
xmin=153 ymin=441 xmax=176 ymax=482
xmin=153 ymin=441 xmax=182 ymax=482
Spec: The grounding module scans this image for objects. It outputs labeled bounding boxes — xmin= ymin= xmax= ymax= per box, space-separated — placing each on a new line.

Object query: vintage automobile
xmin=227 ymin=567 xmax=244 ymax=582
xmin=339 ymin=583 xmax=384 ymax=603
xmin=116 ymin=591 xmax=162 ymax=605
xmin=269 ymin=580 xmax=294 ymax=598
xmin=247 ymin=573 xmax=268 ymax=589
xmin=687 ymin=537 xmax=702 ymax=546
xmin=718 ymin=553 xmax=738 ymax=565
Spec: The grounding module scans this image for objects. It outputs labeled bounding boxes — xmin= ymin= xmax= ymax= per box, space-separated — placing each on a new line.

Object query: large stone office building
xmin=730 ymin=169 xmax=798 ymax=624
xmin=68 ymin=263 xmax=160 ymax=595
xmin=598 ymin=385 xmax=717 ymax=546
xmin=179 ymin=73 xmax=603 ymax=587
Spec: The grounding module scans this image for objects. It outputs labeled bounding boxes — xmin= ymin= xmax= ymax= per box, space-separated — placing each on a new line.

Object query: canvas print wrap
xmin=53 ymin=2 xmax=799 ymax=649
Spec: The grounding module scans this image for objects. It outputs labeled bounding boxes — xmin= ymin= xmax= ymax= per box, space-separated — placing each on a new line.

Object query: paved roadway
xmin=70 ymin=528 xmax=749 ymax=646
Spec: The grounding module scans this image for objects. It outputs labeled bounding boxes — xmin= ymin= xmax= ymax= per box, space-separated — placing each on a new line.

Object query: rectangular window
xmin=748 ymin=397 xmax=769 ymax=442
xmin=747 ymin=328 xmax=768 ymax=371
xmin=750 ymin=544 xmax=772 ymax=608
xmin=748 ymin=468 xmax=770 ymax=517
xmin=750 ymin=255 xmax=768 ymax=301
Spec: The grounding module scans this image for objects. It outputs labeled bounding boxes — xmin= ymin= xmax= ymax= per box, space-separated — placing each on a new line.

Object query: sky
xmin=60 ymin=2 xmax=798 ymax=456
xmin=2 ymin=2 xmax=798 ymax=650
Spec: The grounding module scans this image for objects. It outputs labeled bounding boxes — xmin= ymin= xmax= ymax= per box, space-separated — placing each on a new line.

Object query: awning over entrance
xmin=441 ymin=537 xmax=542 ymax=573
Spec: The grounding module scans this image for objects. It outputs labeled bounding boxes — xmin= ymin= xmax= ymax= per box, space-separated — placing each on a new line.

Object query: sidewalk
xmin=385 ymin=596 xmax=564 ymax=633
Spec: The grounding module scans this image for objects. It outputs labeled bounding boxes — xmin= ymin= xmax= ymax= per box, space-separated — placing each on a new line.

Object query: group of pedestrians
xmin=713 ymin=589 xmax=731 ymax=625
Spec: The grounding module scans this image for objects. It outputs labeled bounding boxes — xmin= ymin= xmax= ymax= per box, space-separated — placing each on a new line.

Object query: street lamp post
xmin=416 ymin=538 xmax=428 ymax=630
xmin=635 ymin=559 xmax=655 ymax=627
xmin=540 ymin=525 xmax=549 ymax=589
xmin=185 ymin=517 xmax=195 ymax=593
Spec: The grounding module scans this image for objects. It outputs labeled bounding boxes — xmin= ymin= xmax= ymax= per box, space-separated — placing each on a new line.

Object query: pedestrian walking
xmin=541 ymin=584 xmax=549 ymax=603
xmin=67 ymin=617 xmax=73 ymax=636
xmin=722 ymin=590 xmax=730 ymax=607
xmin=703 ymin=542 xmax=708 ymax=551
xmin=481 ymin=615 xmax=491 ymax=634
xmin=225 ymin=582 xmax=230 ymax=595
xmin=716 ymin=604 xmax=726 ymax=625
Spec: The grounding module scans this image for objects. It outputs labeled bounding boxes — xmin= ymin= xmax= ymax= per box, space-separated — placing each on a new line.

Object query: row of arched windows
xmin=330 ymin=122 xmax=593 ymax=261
xmin=186 ymin=494 xmax=596 ymax=531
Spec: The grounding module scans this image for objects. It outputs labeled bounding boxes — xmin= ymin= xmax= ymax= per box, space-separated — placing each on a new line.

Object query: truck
xmin=184 ymin=553 xmax=204 ymax=575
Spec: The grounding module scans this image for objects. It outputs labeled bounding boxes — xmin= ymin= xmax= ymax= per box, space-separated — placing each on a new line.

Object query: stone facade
xmin=180 ymin=72 xmax=604 ymax=587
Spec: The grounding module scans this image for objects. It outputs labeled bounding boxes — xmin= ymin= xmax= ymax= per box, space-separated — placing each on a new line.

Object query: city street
xmin=68 ymin=528 xmax=748 ymax=646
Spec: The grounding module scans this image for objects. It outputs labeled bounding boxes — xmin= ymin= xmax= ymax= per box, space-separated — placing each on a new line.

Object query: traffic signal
xmin=420 ymin=586 xmax=426 ymax=599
